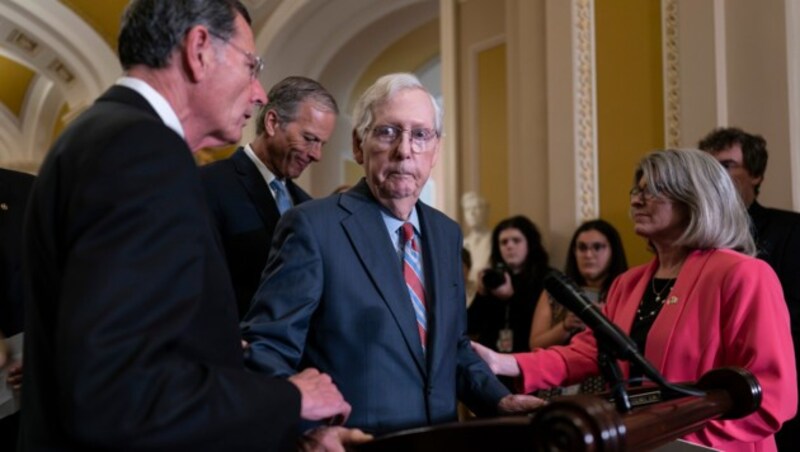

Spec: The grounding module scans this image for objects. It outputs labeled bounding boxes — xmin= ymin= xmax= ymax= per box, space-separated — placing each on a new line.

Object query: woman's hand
xmin=490 ymin=272 xmax=514 ymax=300
xmin=562 ymin=312 xmax=586 ymax=334
xmin=471 ymin=341 xmax=521 ymax=377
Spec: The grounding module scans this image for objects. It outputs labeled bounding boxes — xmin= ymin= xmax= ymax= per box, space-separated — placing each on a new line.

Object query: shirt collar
xmin=381 ymin=206 xmax=421 ymax=241
xmin=242 ymin=143 xmax=279 ymax=185
xmin=115 ymin=77 xmax=184 ymax=140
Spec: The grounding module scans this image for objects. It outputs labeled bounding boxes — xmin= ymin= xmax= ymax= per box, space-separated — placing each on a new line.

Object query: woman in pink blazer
xmin=474 ymin=149 xmax=796 ymax=452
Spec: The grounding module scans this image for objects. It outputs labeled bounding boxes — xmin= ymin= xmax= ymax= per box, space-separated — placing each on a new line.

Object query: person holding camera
xmin=467 ymin=215 xmax=551 ymax=356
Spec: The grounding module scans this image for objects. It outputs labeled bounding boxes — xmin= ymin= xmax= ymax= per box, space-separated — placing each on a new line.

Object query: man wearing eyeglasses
xmin=242 ymin=73 xmax=544 ymax=435
xmin=200 ymin=76 xmax=338 ymax=319
xmin=19 ymin=1 xmax=356 ymax=450
xmin=699 ymin=127 xmax=800 ymax=452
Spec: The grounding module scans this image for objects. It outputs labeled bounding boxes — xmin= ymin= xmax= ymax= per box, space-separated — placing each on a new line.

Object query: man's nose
xmin=251 ymin=79 xmax=267 ymax=106
xmin=309 ymin=143 xmax=323 ymax=161
xmin=393 ymin=131 xmax=414 ymax=158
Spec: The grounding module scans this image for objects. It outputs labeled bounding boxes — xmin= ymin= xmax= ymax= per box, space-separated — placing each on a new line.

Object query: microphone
xmin=543 ymin=270 xmax=703 ymax=396
xmin=543 ymin=270 xmax=640 ymax=362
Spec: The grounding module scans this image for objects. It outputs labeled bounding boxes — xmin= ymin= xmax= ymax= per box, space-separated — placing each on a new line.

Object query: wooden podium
xmin=353 ymin=367 xmax=760 ymax=452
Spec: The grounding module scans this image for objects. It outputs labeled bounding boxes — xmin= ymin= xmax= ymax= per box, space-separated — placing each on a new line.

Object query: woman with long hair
xmin=529 ymin=219 xmax=628 ymax=349
xmin=467 ymin=215 xmax=550 ymax=353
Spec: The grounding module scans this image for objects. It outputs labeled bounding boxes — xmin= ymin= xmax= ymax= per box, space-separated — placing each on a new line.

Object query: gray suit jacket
xmin=242 ymin=179 xmax=509 ymax=434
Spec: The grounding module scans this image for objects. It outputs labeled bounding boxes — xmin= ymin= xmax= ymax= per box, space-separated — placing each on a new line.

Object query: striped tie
xmin=401 ymin=222 xmax=427 ymax=351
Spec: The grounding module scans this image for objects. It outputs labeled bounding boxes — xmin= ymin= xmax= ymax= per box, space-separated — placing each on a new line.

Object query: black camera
xmin=482 ymin=263 xmax=507 ymax=290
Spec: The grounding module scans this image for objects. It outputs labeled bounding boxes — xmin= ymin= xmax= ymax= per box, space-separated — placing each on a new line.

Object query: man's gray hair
xmin=119 ymin=0 xmax=250 ymax=70
xmin=633 ymin=148 xmax=755 ymax=255
xmin=352 ymin=73 xmax=442 ymax=143
xmin=255 ymin=76 xmax=338 ymax=136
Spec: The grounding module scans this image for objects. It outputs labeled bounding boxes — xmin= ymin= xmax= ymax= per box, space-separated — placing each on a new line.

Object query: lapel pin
xmin=666 ymin=295 xmax=679 ymax=305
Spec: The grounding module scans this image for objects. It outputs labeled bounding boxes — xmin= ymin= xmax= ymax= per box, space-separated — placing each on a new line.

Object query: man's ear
xmin=264 ymin=110 xmax=280 ymax=137
xmin=352 ymin=130 xmax=364 ymax=164
xmin=183 ymin=25 xmax=216 ymax=82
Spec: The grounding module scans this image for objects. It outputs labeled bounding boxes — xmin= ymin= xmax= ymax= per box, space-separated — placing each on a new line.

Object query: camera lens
xmin=482 ymin=267 xmax=505 ymax=289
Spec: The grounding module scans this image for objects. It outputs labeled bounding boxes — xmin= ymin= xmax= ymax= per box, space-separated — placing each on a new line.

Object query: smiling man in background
xmin=200 ymin=76 xmax=338 ymax=319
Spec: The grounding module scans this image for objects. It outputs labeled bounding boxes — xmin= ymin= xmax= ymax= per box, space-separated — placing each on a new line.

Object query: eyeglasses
xmin=629 ymin=185 xmax=660 ymax=201
xmin=368 ymin=125 xmax=439 ymax=153
xmin=576 ymin=242 xmax=608 ymax=253
xmin=209 ymin=31 xmax=264 ymax=80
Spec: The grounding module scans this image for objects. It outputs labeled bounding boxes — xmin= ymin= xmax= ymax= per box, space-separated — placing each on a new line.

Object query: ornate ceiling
xmin=0 ymin=0 xmax=438 ymax=172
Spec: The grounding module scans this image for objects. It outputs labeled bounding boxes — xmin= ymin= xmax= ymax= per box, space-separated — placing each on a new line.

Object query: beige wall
xmin=444 ymin=0 xmax=800 ymax=267
xmin=476 ymin=44 xmax=509 ymax=229
xmin=456 ymin=0 xmax=506 ymax=225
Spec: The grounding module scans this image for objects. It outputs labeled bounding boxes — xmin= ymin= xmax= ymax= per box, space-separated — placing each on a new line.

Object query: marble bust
xmin=461 ymin=192 xmax=492 ymax=300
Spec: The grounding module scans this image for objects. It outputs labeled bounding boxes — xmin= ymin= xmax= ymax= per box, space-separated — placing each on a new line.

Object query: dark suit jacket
xmin=751 ymin=201 xmax=800 ymax=450
xmin=750 ymin=201 xmax=800 ymax=332
xmin=200 ymin=149 xmax=311 ymax=318
xmin=0 ymin=168 xmax=35 ymax=337
xmin=0 ymin=168 xmax=34 ymax=452
xmin=242 ymin=179 xmax=509 ymax=435
xmin=21 ymin=85 xmax=300 ymax=451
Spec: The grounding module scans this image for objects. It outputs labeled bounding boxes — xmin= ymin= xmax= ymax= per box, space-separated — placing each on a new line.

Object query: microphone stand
xmin=544 ymin=270 xmax=706 ymax=413
xmin=596 ymin=336 xmax=632 ymax=413
xmin=591 ymin=319 xmax=705 ymax=412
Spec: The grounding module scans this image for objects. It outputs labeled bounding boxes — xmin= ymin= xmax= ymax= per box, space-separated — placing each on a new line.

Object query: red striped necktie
xmin=401 ymin=222 xmax=427 ymax=352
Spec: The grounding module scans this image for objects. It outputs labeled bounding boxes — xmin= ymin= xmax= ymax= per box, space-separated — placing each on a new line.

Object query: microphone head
xmin=543 ymin=270 xmax=593 ymax=313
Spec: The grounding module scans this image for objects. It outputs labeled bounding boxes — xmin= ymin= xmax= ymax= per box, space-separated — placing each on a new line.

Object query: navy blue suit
xmin=242 ymin=179 xmax=509 ymax=435
xmin=21 ymin=86 xmax=300 ymax=451
xmin=200 ymin=149 xmax=311 ymax=318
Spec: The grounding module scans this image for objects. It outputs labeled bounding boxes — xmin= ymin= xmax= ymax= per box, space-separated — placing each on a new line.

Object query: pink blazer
xmin=515 ymin=249 xmax=797 ymax=452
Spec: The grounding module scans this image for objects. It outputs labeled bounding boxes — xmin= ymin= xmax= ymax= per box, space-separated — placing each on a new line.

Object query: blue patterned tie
xmin=270 ymin=179 xmax=292 ymax=214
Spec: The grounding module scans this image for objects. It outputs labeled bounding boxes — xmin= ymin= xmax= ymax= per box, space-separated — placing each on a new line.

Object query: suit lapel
xmin=286 ymin=180 xmax=311 ymax=205
xmin=231 ymin=149 xmax=281 ymax=227
xmin=340 ymin=181 xmax=428 ymax=375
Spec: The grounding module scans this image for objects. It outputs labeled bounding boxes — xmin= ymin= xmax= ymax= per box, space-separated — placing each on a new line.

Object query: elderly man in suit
xmin=20 ymin=1 xmax=356 ymax=450
xmin=200 ymin=76 xmax=337 ymax=319
xmin=242 ymin=73 xmax=543 ymax=435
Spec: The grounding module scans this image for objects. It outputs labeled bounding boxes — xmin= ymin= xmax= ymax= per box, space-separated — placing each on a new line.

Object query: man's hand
xmin=0 ymin=336 xmax=7 ymax=369
xmin=470 ymin=341 xmax=521 ymax=376
xmin=6 ymin=362 xmax=22 ymax=391
xmin=497 ymin=394 xmax=546 ymax=414
xmin=289 ymin=368 xmax=351 ymax=423
xmin=298 ymin=426 xmax=373 ymax=452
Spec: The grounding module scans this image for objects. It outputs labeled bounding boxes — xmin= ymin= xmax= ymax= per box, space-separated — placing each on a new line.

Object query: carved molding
xmin=573 ymin=0 xmax=598 ymax=221
xmin=662 ymin=0 xmax=681 ymax=148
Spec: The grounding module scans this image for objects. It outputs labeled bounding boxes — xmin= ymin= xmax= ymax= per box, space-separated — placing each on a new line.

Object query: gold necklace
xmin=651 ymin=277 xmax=675 ymax=304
